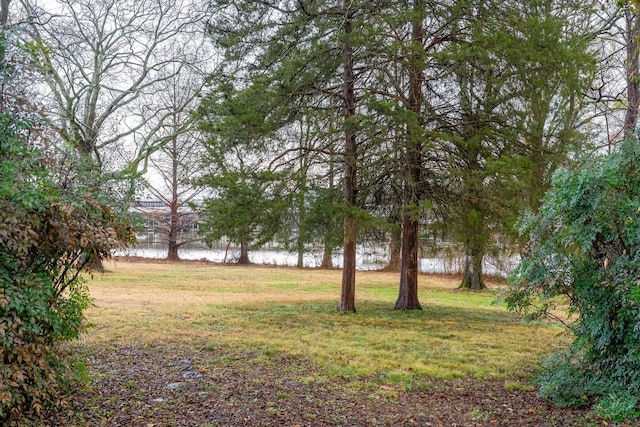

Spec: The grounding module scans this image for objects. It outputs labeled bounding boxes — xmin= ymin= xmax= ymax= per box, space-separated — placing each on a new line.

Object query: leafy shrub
xmin=0 ymin=111 xmax=135 ymax=423
xmin=594 ymin=390 xmax=639 ymax=423
xmin=505 ymin=138 xmax=640 ymax=420
xmin=535 ymin=350 xmax=606 ymax=408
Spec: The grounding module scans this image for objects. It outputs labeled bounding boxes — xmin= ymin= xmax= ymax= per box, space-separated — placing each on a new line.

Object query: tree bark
xmin=385 ymin=226 xmax=401 ymax=271
xmin=460 ymin=243 xmax=486 ymax=290
xmin=167 ymin=134 xmax=180 ymax=261
xmin=167 ymin=241 xmax=179 ymax=260
xmin=0 ymin=0 xmax=10 ymax=109
xmin=396 ymin=0 xmax=424 ymax=310
xmin=395 ymin=215 xmax=422 ymax=309
xmin=624 ymin=8 xmax=640 ymax=142
xmin=0 ymin=0 xmax=9 ymax=64
xmin=320 ymin=241 xmax=334 ymax=269
xmin=338 ymin=0 xmax=356 ymax=313
xmin=296 ymin=240 xmax=304 ymax=268
xmin=296 ymin=197 xmax=304 ymax=268
xmin=0 ymin=0 xmax=8 ymax=33
xmin=238 ymin=239 xmax=250 ymax=264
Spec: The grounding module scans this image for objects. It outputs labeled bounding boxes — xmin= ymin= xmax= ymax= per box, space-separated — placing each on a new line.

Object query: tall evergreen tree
xmin=395 ymin=0 xmax=426 ymax=310
xmin=360 ymin=0 xmax=452 ymax=308
xmin=434 ymin=0 xmax=596 ymax=289
xmin=199 ymin=0 xmax=385 ymax=311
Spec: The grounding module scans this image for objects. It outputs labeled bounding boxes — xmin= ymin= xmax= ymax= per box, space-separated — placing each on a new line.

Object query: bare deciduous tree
xmin=136 ymin=53 xmax=210 ymax=260
xmin=20 ymin=0 xmax=206 ymax=174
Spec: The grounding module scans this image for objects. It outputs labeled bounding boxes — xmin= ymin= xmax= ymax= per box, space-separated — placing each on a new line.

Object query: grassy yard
xmin=84 ymin=259 xmax=568 ymax=387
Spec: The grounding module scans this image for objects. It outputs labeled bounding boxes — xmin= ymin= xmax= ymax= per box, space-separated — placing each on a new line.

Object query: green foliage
xmin=0 ymin=110 xmax=135 ymax=423
xmin=197 ymin=74 xmax=289 ymax=149
xmin=506 ymin=138 xmax=640 ymax=418
xmin=535 ymin=351 xmax=606 ymax=408
xmin=198 ymin=170 xmax=288 ymax=256
xmin=292 ymin=186 xmax=344 ymax=253
xmin=425 ymin=0 xmax=596 ymax=289
xmin=594 ymin=390 xmax=640 ymax=422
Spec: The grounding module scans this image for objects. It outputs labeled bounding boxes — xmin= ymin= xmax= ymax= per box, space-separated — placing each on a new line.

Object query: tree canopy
xmin=196 ymin=0 xmax=599 ymax=301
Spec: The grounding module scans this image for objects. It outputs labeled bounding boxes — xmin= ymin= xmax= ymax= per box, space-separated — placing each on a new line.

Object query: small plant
xmin=535 ymin=351 xmax=600 ymax=408
xmin=594 ymin=391 xmax=639 ymax=423
xmin=276 ymin=392 xmax=291 ymax=400
xmin=467 ymin=408 xmax=490 ymax=422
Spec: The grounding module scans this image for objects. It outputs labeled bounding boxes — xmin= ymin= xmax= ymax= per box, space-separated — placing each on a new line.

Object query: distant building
xmin=130 ymin=199 xmax=202 ymax=234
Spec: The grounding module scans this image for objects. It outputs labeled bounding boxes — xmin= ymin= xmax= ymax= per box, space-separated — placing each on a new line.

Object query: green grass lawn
xmin=84 ymin=260 xmax=569 ymax=388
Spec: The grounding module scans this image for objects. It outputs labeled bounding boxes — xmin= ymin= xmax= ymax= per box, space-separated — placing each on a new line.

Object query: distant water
xmin=113 ymin=247 xmax=518 ymax=276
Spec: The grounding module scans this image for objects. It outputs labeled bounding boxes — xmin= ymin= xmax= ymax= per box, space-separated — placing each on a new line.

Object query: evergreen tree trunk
xmin=296 ymin=149 xmax=307 ymax=268
xmin=167 ymin=241 xmax=179 ymax=261
xmin=296 ymin=240 xmax=304 ymax=268
xmin=339 ymin=0 xmax=356 ymax=313
xmin=385 ymin=226 xmax=401 ymax=271
xmin=296 ymin=200 xmax=304 ymax=268
xmin=624 ymin=8 xmax=640 ymax=142
xmin=238 ymin=239 xmax=250 ymax=264
xmin=321 ymin=241 xmax=334 ymax=269
xmin=460 ymin=243 xmax=486 ymax=290
xmin=396 ymin=0 xmax=424 ymax=310
xmin=167 ymin=213 xmax=179 ymax=260
xmin=395 ymin=215 xmax=422 ymax=309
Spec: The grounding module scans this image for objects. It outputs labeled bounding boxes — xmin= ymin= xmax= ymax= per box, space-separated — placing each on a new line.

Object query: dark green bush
xmin=535 ymin=350 xmax=608 ymax=408
xmin=0 ymin=111 xmax=135 ymax=423
xmin=506 ymin=138 xmax=640 ymax=420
